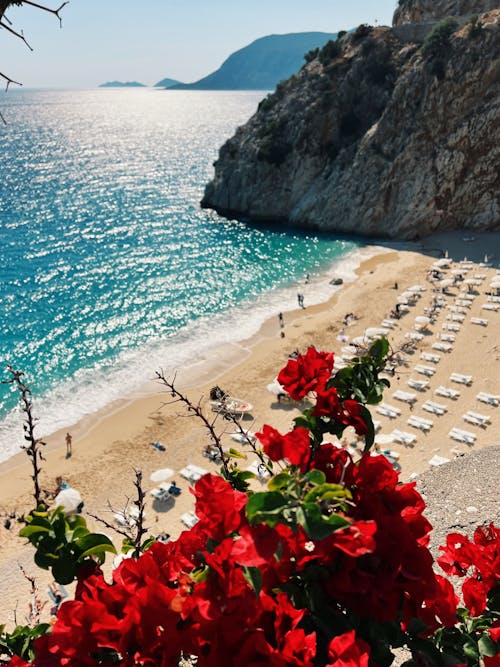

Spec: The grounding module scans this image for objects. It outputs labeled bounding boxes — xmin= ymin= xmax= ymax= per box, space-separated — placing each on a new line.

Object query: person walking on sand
xmin=65 ymin=432 xmax=72 ymax=458
xmin=278 ymin=312 xmax=284 ymax=328
xmin=297 ymin=293 xmax=305 ymax=309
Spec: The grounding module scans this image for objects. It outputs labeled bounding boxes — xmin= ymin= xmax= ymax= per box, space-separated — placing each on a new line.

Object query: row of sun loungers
xmin=421 ymin=351 xmax=441 ymax=363
xmin=408 ymin=378 xmax=429 ymax=391
xmin=432 ymin=341 xmax=453 ymax=352
xmin=422 ymin=400 xmax=448 ymax=415
xmin=463 ymin=411 xmax=491 ymax=427
xmin=450 ymin=373 xmax=473 ymax=386
xmin=471 ymin=317 xmax=488 ymax=326
xmin=393 ymin=390 xmax=417 ymax=404
xmin=415 ymin=364 xmax=435 ymax=377
xmin=435 ymin=385 xmax=460 ymax=399
xmin=477 ymin=392 xmax=499 ymax=406
xmin=449 ymin=428 xmax=476 ymax=444
xmin=407 ymin=415 xmax=433 ymax=431
xmin=375 ymin=403 xmax=401 ymax=419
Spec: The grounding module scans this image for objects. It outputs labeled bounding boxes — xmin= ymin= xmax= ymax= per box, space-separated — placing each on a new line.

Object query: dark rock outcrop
xmin=202 ymin=12 xmax=500 ymax=239
xmin=393 ymin=0 xmax=498 ymax=26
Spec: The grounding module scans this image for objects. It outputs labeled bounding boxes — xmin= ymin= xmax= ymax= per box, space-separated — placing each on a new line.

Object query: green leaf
xmin=359 ymin=405 xmax=375 ymax=451
xmin=369 ymin=337 xmax=389 ymax=360
xmin=304 ymin=469 xmax=326 ymax=485
xmin=242 ymin=566 xmax=262 ymax=596
xmin=19 ymin=523 xmax=51 ymax=538
xmin=228 ymin=448 xmax=247 ymax=459
xmin=75 ymin=533 xmax=116 ymax=560
xmin=246 ymin=491 xmax=288 ymax=526
xmin=52 ymin=556 xmax=77 ymax=585
xmin=267 ymin=472 xmax=292 ymax=491
xmin=478 ymin=635 xmax=497 ymax=657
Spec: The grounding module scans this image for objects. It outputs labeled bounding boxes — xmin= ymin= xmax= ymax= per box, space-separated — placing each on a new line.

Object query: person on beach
xmin=65 ymin=432 xmax=72 ymax=458
xmin=278 ymin=312 xmax=284 ymax=328
xmin=297 ymin=294 xmax=305 ymax=309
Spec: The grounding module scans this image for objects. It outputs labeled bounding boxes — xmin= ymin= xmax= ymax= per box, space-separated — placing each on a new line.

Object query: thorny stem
xmin=3 ymin=367 xmax=45 ymax=508
xmin=19 ymin=563 xmax=45 ymax=625
xmin=132 ymin=469 xmax=147 ymax=559
xmin=87 ymin=471 xmax=148 ymax=557
xmin=156 ymin=370 xmax=232 ymax=479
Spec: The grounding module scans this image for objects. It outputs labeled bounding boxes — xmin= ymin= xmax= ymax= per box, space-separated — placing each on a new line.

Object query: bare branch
xmin=131 ymin=469 xmax=147 ymax=558
xmin=87 ymin=507 xmax=131 ymax=542
xmin=19 ymin=1 xmax=68 ymax=27
xmin=3 ymin=367 xmax=45 ymax=508
xmin=156 ymin=370 xmax=231 ymax=479
xmin=0 ymin=110 xmax=6 ymax=125
xmin=18 ymin=563 xmax=46 ymax=625
xmin=0 ymin=70 xmax=22 ymax=89
xmin=0 ymin=19 xmax=33 ymax=49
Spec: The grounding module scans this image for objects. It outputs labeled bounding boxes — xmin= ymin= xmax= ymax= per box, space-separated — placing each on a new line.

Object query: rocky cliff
xmin=202 ymin=11 xmax=500 ymax=239
xmin=393 ymin=0 xmax=498 ymax=26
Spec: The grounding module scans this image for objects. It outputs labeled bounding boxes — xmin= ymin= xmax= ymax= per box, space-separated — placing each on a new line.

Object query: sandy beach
xmin=0 ymin=231 xmax=498 ymax=627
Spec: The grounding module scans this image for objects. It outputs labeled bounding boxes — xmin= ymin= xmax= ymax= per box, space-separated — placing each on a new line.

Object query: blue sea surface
xmin=0 ymin=88 xmax=363 ymax=462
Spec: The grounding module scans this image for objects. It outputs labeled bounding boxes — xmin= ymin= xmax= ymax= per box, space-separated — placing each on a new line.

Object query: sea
xmin=0 ymin=88 xmax=368 ymax=463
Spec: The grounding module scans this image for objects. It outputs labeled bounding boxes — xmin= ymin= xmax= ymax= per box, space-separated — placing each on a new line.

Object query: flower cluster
xmin=4 ymin=346 xmax=499 ymax=667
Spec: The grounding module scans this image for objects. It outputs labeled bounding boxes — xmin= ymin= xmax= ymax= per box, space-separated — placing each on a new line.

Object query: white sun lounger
xmin=458 ymin=292 xmax=475 ymax=300
xmin=180 ymin=511 xmax=199 ymax=528
xmin=415 ymin=364 xmax=435 ymax=377
xmin=447 ymin=314 xmax=465 ymax=322
xmin=180 ymin=464 xmax=209 ymax=483
xmin=440 ymin=333 xmax=455 ymax=342
xmin=455 ymin=300 xmax=471 ymax=308
xmin=471 ymin=317 xmax=488 ymax=326
xmin=375 ymin=403 xmax=401 ymax=419
xmin=230 ymin=430 xmax=256 ymax=445
xmin=435 ymin=386 xmax=460 ymax=399
xmin=449 ymin=428 xmax=476 ymax=444
xmin=442 ymin=323 xmax=461 ymax=332
xmin=391 ymin=429 xmax=417 ymax=445
xmin=473 ymin=274 xmax=487 ymax=280
xmin=408 ymin=378 xmax=429 ymax=391
xmin=408 ymin=285 xmax=426 ymax=292
xmin=429 ymin=454 xmax=450 ymax=467
xmin=421 ymin=352 xmax=441 ymax=363
xmin=482 ymin=303 xmax=499 ymax=311
xmin=407 ymin=415 xmax=433 ymax=431
xmin=406 ymin=332 xmax=424 ymax=341
xmin=381 ymin=319 xmax=396 ymax=329
xmin=476 ymin=392 xmax=499 ymax=407
xmin=488 ymin=296 xmax=500 ymax=303
xmin=463 ymin=411 xmax=490 ymax=427
xmin=432 ymin=342 xmax=452 ymax=353
xmin=373 ymin=420 xmax=382 ymax=432
xmin=450 ymin=373 xmax=473 ymax=386
xmin=422 ymin=400 xmax=448 ymax=415
xmin=393 ymin=390 xmax=417 ymax=404
xmin=447 ymin=305 xmax=467 ymax=314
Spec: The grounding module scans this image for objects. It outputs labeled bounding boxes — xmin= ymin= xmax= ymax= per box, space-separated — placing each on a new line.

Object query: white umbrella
xmin=434 ymin=258 xmax=450 ymax=268
xmin=407 ymin=285 xmax=426 ymax=292
xmin=266 ymin=379 xmax=286 ymax=396
xmin=415 ymin=316 xmax=431 ymax=324
xmin=149 ymin=468 xmax=174 ymax=483
xmin=54 ymin=488 xmax=83 ymax=515
xmin=451 ymin=269 xmax=465 ymax=275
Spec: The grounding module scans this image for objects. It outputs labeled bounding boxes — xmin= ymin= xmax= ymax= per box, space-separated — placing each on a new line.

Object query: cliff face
xmin=202 ymin=12 xmax=500 ymax=239
xmin=393 ymin=0 xmax=498 ymax=26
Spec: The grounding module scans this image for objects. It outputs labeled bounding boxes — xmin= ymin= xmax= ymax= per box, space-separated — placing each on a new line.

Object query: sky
xmin=1 ymin=0 xmax=399 ymax=88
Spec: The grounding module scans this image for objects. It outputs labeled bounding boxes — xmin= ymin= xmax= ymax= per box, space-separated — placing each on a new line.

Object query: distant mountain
xmin=154 ymin=77 xmax=182 ymax=88
xmin=170 ymin=32 xmax=338 ymax=90
xmin=99 ymin=81 xmax=146 ymax=88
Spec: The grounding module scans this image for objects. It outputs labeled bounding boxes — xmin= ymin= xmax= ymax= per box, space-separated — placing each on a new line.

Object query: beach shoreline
xmin=0 ymin=230 xmax=498 ymax=626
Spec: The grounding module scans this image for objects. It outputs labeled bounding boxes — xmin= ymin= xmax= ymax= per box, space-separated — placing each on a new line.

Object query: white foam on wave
xmin=0 ymin=244 xmax=386 ymax=463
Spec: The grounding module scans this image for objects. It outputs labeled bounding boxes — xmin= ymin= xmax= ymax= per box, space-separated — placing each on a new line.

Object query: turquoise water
xmin=0 ymin=88 xmax=362 ymax=461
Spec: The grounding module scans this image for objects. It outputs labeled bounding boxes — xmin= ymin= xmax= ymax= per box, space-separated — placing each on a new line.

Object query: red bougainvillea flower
xmin=484 ymin=656 xmax=500 ymax=667
xmin=438 ymin=522 xmax=500 ymax=616
xmin=326 ymin=630 xmax=371 ymax=667
xmin=256 ymin=424 xmax=311 ymax=471
xmin=340 ymin=400 xmax=368 ymax=436
xmin=277 ymin=347 xmax=334 ymax=400
xmin=312 ymin=386 xmax=342 ymax=417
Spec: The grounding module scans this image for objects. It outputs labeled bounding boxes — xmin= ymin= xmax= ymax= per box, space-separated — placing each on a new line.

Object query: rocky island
xmin=202 ymin=0 xmax=499 ymax=239
xmin=99 ymin=81 xmax=146 ymax=87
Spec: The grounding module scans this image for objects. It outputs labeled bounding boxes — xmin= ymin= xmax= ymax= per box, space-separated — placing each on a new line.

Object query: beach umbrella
xmin=434 ymin=258 xmax=450 ymax=268
xmin=407 ymin=285 xmax=425 ymax=292
xmin=451 ymin=269 xmax=465 ymax=275
xmin=149 ymin=468 xmax=174 ymax=483
xmin=54 ymin=488 xmax=83 ymax=515
xmin=415 ymin=316 xmax=431 ymax=324
xmin=266 ymin=379 xmax=286 ymax=396
xmin=365 ymin=327 xmax=388 ymax=338
xmin=439 ymin=278 xmax=454 ymax=288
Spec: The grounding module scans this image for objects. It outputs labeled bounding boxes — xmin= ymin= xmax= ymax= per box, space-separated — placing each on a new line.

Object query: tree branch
xmin=18 ymin=1 xmax=68 ymax=27
xmin=0 ymin=70 xmax=22 ymax=90
xmin=155 ymin=370 xmax=231 ymax=479
xmin=0 ymin=19 xmax=33 ymax=49
xmin=3 ymin=367 xmax=45 ymax=508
